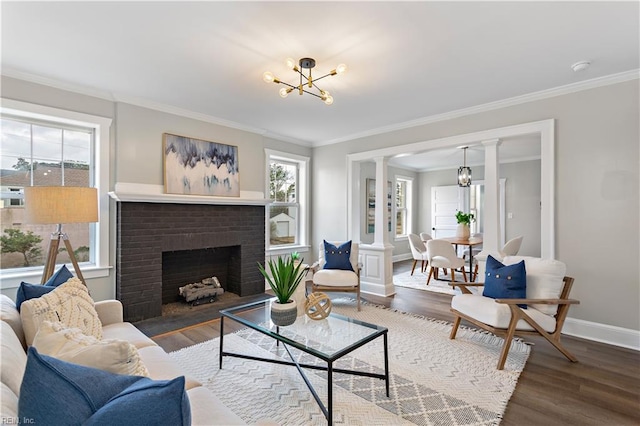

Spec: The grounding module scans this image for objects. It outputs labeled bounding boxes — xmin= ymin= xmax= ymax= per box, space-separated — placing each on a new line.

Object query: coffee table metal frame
xmin=219 ymin=299 xmax=389 ymax=425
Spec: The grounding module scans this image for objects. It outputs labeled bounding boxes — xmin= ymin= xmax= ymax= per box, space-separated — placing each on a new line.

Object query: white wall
xmin=313 ymin=79 xmax=640 ymax=332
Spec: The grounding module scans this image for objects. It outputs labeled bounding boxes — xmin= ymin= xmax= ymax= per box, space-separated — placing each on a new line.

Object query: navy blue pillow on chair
xmin=15 ymin=265 xmax=74 ymax=311
xmin=482 ymin=255 xmax=527 ymax=308
xmin=19 ymin=347 xmax=191 ymax=426
xmin=323 ymin=240 xmax=354 ymax=271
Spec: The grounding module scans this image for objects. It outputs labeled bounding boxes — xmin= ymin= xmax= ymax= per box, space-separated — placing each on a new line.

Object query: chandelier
xmin=263 ymin=57 xmax=347 ymax=105
xmin=458 ymin=146 xmax=472 ymax=187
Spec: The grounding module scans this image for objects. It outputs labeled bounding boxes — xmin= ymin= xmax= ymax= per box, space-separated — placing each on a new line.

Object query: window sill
xmin=266 ymin=245 xmax=311 ymax=257
xmin=0 ymin=265 xmax=112 ymax=290
xmin=394 ymin=235 xmax=409 ymax=242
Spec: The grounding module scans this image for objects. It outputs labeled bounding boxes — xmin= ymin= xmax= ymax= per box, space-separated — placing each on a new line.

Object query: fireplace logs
xmin=179 ymin=277 xmax=224 ymax=305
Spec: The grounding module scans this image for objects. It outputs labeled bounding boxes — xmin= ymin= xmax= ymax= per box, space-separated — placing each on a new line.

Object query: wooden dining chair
xmin=408 ymin=234 xmax=429 ymax=275
xmin=426 ymin=239 xmax=467 ymax=284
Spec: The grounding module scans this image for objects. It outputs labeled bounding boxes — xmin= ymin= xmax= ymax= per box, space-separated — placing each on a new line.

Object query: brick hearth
xmin=116 ymin=202 xmax=265 ymax=322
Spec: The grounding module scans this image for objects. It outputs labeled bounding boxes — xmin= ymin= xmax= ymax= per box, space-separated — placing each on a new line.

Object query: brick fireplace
xmin=115 ymin=201 xmax=265 ymax=322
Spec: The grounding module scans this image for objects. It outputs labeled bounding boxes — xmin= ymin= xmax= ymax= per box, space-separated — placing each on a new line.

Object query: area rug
xmin=168 ymin=299 xmax=529 ymax=425
xmin=393 ymin=269 xmax=460 ymax=295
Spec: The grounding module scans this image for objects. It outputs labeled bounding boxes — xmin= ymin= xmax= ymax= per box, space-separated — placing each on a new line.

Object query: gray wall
xmin=312 ymin=79 xmax=639 ymax=331
xmin=1 ymin=76 xmax=311 ymax=301
xmin=359 ymin=162 xmax=418 ymax=258
xmin=419 ymin=159 xmax=542 ymax=257
xmin=2 ymin=75 xmax=638 ymax=332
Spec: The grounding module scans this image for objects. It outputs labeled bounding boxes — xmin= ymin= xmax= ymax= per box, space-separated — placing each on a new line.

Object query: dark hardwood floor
xmin=152 ymin=260 xmax=640 ymax=425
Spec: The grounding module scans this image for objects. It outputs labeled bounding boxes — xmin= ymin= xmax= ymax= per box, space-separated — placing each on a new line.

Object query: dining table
xmin=442 ymin=236 xmax=483 ymax=281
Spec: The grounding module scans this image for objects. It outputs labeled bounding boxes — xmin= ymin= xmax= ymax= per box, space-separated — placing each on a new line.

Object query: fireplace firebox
xmin=115 ymin=202 xmax=265 ymax=322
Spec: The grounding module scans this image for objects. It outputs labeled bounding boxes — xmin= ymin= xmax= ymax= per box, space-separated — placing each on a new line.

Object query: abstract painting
xmin=164 ymin=133 xmax=240 ymax=197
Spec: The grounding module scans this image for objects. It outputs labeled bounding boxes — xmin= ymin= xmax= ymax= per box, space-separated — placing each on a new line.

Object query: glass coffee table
xmin=219 ymin=298 xmax=389 ymax=425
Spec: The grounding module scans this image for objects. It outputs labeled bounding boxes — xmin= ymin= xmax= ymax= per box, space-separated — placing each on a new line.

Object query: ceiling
xmin=2 ymin=1 xmax=638 ymax=170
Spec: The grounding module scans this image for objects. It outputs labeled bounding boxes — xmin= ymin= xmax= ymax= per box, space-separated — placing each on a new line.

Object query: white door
xmin=431 ymin=185 xmax=463 ymax=239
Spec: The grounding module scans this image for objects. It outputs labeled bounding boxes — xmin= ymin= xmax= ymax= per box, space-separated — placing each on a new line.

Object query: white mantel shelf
xmin=108 ymin=183 xmax=268 ymax=206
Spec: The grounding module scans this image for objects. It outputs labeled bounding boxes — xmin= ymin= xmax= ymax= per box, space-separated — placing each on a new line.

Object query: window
xmin=0 ymin=116 xmax=93 ymax=269
xmin=0 ymin=99 xmax=111 ymax=286
xmin=395 ymin=177 xmax=413 ymax=237
xmin=266 ymin=150 xmax=309 ymax=249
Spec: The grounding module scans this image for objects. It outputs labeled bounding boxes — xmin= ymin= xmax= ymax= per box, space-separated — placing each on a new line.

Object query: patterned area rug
xmin=169 ymin=299 xmax=529 ymax=425
xmin=393 ymin=269 xmax=461 ymax=295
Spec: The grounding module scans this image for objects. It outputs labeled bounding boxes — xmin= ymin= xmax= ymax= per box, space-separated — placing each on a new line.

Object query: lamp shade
xmin=24 ymin=186 xmax=98 ymax=224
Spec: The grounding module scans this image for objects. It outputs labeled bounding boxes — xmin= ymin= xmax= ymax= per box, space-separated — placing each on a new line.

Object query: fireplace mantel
xmin=109 ymin=183 xmax=268 ymax=206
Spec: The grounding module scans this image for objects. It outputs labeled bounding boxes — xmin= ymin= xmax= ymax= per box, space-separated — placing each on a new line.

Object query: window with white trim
xmin=395 ymin=177 xmax=413 ymax=237
xmin=266 ymin=150 xmax=309 ymax=249
xmin=0 ymin=99 xmax=110 ymax=284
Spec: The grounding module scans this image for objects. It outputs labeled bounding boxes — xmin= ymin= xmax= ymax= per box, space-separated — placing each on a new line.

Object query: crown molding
xmin=4 ymin=67 xmax=637 ymax=150
xmin=2 ymin=67 xmax=116 ymax=101
xmin=1 ymin=67 xmax=316 ymax=147
xmin=262 ymin=130 xmax=314 ymax=147
xmin=112 ymin=93 xmax=269 ymax=137
xmin=411 ymin=155 xmax=542 ymax=173
xmin=315 ymin=69 xmax=640 ymax=147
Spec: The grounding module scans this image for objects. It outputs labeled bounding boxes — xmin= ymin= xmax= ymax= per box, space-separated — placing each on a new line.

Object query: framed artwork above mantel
xmin=163 ymin=133 xmax=240 ymax=197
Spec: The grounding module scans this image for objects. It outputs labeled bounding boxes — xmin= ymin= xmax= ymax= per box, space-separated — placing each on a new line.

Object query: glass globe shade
xmin=263 ymin=71 xmax=275 ymax=83
xmin=336 ymin=64 xmax=348 ymax=75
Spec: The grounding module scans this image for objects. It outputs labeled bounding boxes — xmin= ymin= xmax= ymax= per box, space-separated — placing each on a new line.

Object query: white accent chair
xmin=419 ymin=232 xmax=433 ymax=244
xmin=310 ymin=241 xmax=361 ymax=311
xmin=408 ymin=234 xmax=429 ymax=275
xmin=500 ymin=236 xmax=523 ymax=257
xmin=449 ymin=256 xmax=579 ymax=370
xmin=426 ymin=239 xmax=467 ymax=285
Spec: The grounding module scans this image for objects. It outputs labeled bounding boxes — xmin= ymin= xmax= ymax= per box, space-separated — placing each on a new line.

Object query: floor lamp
xmin=24 ymin=186 xmax=98 ymax=285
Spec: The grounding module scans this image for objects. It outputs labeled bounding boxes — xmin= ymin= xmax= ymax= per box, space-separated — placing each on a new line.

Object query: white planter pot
xmin=456 ymin=223 xmax=470 ymax=240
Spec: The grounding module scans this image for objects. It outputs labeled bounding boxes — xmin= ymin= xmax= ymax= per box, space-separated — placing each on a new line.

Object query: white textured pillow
xmin=32 ymin=321 xmax=149 ymax=377
xmin=503 ymin=256 xmax=567 ymax=315
xmin=20 ymin=277 xmax=102 ymax=346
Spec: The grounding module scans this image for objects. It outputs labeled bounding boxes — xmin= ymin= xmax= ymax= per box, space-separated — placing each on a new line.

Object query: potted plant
xmin=455 ymin=211 xmax=475 ymax=239
xmin=258 ymin=255 xmax=307 ymax=326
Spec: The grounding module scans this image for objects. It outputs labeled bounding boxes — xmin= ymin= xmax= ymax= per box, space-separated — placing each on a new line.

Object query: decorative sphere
xmin=305 ymin=292 xmax=332 ymax=320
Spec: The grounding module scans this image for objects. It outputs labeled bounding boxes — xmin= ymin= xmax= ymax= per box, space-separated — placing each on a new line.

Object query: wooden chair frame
xmin=310 ymin=242 xmax=362 ymax=311
xmin=449 ymin=276 xmax=579 ymax=370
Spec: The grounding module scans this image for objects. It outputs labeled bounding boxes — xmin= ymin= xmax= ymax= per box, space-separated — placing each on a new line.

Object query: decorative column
xmin=373 ymin=157 xmax=390 ymax=247
xmin=476 ymin=139 xmax=502 ymax=277
xmin=359 ymin=157 xmax=395 ymax=296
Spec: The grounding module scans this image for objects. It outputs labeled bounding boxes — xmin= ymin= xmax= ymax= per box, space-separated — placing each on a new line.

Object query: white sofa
xmin=0 ymin=294 xmax=245 ymax=425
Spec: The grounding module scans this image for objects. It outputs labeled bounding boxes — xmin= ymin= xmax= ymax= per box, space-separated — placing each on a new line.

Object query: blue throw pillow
xmin=19 ymin=347 xmax=190 ymax=426
xmin=482 ymin=255 xmax=527 ymax=309
xmin=44 ymin=264 xmax=74 ymax=287
xmin=323 ymin=240 xmax=354 ymax=271
xmin=85 ymin=377 xmax=190 ymax=426
xmin=15 ymin=265 xmax=74 ymax=311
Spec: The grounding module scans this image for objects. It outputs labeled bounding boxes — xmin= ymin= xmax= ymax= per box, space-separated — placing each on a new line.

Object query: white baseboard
xmin=392 ymin=253 xmax=412 ymax=262
xmin=563 ymin=317 xmax=640 ymax=351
